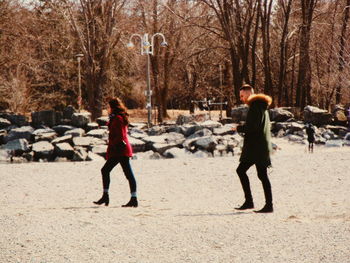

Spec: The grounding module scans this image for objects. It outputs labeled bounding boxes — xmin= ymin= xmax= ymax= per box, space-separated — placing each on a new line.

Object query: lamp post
xmin=75 ymin=53 xmax=84 ymax=112
xmin=127 ymin=33 xmax=167 ymax=128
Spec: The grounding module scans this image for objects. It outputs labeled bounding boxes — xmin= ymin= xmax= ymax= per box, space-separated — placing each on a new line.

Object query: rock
xmin=231 ymin=105 xmax=249 ymax=123
xmin=55 ymin=143 xmax=75 ymax=159
xmin=51 ymin=135 xmax=73 ymax=145
xmin=323 ymin=125 xmax=348 ymax=136
xmin=176 ymin=114 xmax=194 ymax=125
xmin=332 ymin=105 xmax=347 ymax=125
xmin=0 ymin=118 xmax=11 ymax=129
xmin=345 ymin=132 xmax=350 ymax=141
xmin=303 ymin=105 xmax=332 ymax=126
xmin=4 ymin=126 xmax=34 ymax=143
xmin=192 ymin=136 xmax=217 ymax=153
xmin=166 ymin=125 xmax=185 ymax=134
xmin=129 ymin=137 xmax=146 ymax=153
xmin=31 ymin=110 xmax=58 ymax=127
xmin=193 ymin=113 xmax=210 ymax=122
xmin=52 ymin=125 xmax=75 ymax=136
xmin=152 ymin=143 xmax=179 ymax=155
xmin=71 ymin=112 xmax=91 ymax=128
xmin=72 ymin=147 xmax=88 ymax=161
xmin=3 ymin=139 xmax=29 ymax=155
xmin=34 ymin=132 xmax=57 ymax=142
xmin=91 ymin=145 xmax=107 ymax=157
xmin=183 ymin=124 xmax=204 ymax=137
xmin=200 ymin=120 xmax=222 ymax=130
xmin=325 ymin=140 xmax=343 ymax=147
xmin=23 ymin=151 xmax=34 ymax=162
xmin=0 ymin=129 xmax=6 ymax=145
xmin=213 ymin=124 xmax=235 ymax=136
xmin=188 ymin=128 xmax=212 ymax=139
xmin=86 ymin=122 xmax=99 ymax=131
xmin=32 ymin=141 xmax=54 ymax=160
xmin=163 ymin=148 xmax=191 ymax=159
xmin=0 ymin=113 xmax=28 ymax=127
xmin=147 ymin=126 xmax=166 ymax=136
xmin=269 ymin=108 xmax=294 ymax=122
xmin=32 ymin=128 xmax=57 ymax=142
xmin=96 ymin=116 xmax=109 ymax=126
xmin=219 ymin=118 xmax=234 ymax=125
xmin=64 ymin=128 xmax=85 ymax=137
xmin=72 ymin=136 xmax=95 ymax=147
xmin=10 ymin=157 xmax=28 ymax=163
xmin=63 ymin=105 xmax=76 ymax=120
xmin=86 ymin=129 xmax=108 ymax=138
xmin=86 ymin=151 xmax=105 ymax=161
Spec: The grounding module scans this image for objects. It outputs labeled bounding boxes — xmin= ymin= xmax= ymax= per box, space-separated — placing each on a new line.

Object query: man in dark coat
xmin=232 ymin=84 xmax=273 ymax=213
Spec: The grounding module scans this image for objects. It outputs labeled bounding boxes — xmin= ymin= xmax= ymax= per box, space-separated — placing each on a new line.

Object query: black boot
xmin=93 ymin=193 xmax=109 ymax=206
xmin=122 ymin=197 xmax=138 ymax=207
xmin=254 ymin=203 xmax=273 ymax=213
xmin=235 ymin=200 xmax=254 ymax=210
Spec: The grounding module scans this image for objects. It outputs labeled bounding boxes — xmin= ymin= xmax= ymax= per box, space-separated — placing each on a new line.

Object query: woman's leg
xmin=119 ymin=157 xmax=137 ymax=196
xmin=101 ymin=158 xmax=120 ymax=193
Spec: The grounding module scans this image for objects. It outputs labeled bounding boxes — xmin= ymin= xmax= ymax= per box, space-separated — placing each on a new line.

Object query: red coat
xmin=106 ymin=115 xmax=133 ymax=159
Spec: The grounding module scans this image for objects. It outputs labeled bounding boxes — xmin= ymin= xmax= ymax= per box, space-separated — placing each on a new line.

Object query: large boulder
xmin=200 ymin=120 xmax=222 ymax=130
xmin=51 ymin=135 xmax=73 ymax=145
xmin=72 ymin=147 xmax=88 ymax=161
xmin=0 ymin=129 xmax=6 ymax=145
xmin=32 ymin=141 xmax=55 ymax=160
xmin=86 ymin=129 xmax=108 ymax=139
xmin=72 ymin=136 xmax=95 ymax=147
xmin=32 ymin=128 xmax=57 ymax=142
xmin=192 ymin=136 xmax=217 ymax=153
xmin=86 ymin=122 xmax=99 ymax=131
xmin=188 ymin=128 xmax=212 ymax=139
xmin=71 ymin=112 xmax=91 ymax=128
xmin=55 ymin=143 xmax=75 ymax=159
xmin=0 ymin=118 xmax=11 ymax=129
xmin=332 ymin=105 xmax=347 ymax=126
xmin=52 ymin=125 xmax=75 ymax=136
xmin=0 ymin=113 xmax=28 ymax=127
xmin=269 ymin=108 xmax=294 ymax=122
xmin=303 ymin=106 xmax=332 ymax=126
xmin=4 ymin=138 xmax=29 ymax=154
xmin=63 ymin=105 xmax=76 ymax=120
xmin=31 ymin=110 xmax=59 ymax=127
xmin=96 ymin=116 xmax=109 ymax=126
xmin=64 ymin=128 xmax=85 ymax=137
xmin=176 ymin=114 xmax=194 ymax=125
xmin=91 ymin=145 xmax=107 ymax=157
xmin=182 ymin=124 xmax=204 ymax=137
xmin=129 ymin=137 xmax=146 ymax=153
xmin=213 ymin=124 xmax=235 ymax=136
xmin=231 ymin=105 xmax=248 ymax=123
xmin=4 ymin=126 xmax=34 ymax=143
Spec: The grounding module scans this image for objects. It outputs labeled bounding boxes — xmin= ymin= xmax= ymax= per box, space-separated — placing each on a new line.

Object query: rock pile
xmin=0 ymin=105 xmax=349 ymax=163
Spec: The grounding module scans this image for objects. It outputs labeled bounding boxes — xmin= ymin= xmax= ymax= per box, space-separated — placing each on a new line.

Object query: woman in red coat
xmin=93 ymin=97 xmax=137 ymax=207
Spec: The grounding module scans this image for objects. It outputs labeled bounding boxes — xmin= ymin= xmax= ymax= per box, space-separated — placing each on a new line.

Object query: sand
xmin=1 ymin=139 xmax=349 ymax=263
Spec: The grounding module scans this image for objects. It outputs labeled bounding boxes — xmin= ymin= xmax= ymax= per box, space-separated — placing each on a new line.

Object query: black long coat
xmin=237 ymin=94 xmax=272 ymax=166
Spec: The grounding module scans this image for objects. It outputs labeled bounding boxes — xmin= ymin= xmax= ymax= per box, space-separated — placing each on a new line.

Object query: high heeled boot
xmin=93 ymin=193 xmax=109 ymax=206
xmin=122 ymin=196 xmax=138 ymax=207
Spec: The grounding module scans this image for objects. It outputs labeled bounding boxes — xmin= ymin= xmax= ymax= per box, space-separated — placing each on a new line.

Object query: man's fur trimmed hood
xmin=247 ymin=94 xmax=272 ymax=106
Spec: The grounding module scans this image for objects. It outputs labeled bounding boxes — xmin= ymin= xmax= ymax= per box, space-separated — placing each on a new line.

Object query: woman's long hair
xmin=108 ymin=97 xmax=129 ymax=125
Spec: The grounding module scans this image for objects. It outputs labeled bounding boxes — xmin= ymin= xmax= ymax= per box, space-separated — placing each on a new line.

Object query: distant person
xmin=93 ymin=97 xmax=138 ymax=207
xmin=305 ymin=123 xmax=315 ymax=153
xmin=232 ymin=84 xmax=273 ymax=213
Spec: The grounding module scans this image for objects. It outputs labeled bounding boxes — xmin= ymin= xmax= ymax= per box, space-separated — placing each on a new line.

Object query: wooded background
xmin=0 ymin=0 xmax=349 ymax=121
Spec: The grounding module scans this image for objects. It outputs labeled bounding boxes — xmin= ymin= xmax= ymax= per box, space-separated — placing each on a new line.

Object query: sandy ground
xmin=1 ymin=139 xmax=349 ymax=263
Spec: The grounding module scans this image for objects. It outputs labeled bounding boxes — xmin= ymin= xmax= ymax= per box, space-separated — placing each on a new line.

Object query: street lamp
xmin=75 ymin=53 xmax=84 ymax=112
xmin=127 ymin=33 xmax=167 ymax=128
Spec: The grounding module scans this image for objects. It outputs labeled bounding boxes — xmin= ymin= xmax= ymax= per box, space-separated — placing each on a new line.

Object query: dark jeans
xmin=101 ymin=156 xmax=137 ymax=193
xmin=236 ymin=162 xmax=272 ymax=205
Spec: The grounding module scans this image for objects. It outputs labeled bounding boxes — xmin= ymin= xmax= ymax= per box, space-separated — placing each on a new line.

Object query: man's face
xmin=240 ymin=90 xmax=252 ymax=104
